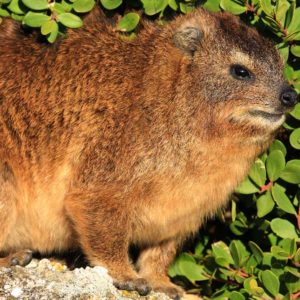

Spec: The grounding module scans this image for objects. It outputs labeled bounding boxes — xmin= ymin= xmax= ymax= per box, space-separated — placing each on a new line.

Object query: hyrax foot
xmin=114 ymin=277 xmax=152 ymax=296
xmin=152 ymin=282 xmax=184 ymax=300
xmin=0 ymin=249 xmax=33 ymax=267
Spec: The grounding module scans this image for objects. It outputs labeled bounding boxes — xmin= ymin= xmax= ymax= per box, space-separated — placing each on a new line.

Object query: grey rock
xmin=0 ymin=259 xmax=171 ymax=300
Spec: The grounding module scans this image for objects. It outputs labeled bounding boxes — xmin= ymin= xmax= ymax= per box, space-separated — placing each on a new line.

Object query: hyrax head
xmin=172 ymin=9 xmax=298 ymax=142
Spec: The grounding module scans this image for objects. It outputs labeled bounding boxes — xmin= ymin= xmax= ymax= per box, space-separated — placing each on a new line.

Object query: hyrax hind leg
xmin=0 ymin=162 xmax=33 ymax=267
xmin=64 ymin=189 xmax=151 ymax=296
xmin=137 ymin=240 xmax=184 ymax=300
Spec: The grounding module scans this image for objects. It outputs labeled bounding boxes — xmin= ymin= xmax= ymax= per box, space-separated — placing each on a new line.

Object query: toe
xmin=114 ymin=277 xmax=152 ymax=296
xmin=10 ymin=249 xmax=33 ymax=267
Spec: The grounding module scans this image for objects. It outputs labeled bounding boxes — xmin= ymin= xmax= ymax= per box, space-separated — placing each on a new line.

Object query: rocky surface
xmin=0 ymin=259 xmax=173 ymax=300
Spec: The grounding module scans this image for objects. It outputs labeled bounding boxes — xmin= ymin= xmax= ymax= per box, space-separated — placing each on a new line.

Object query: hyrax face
xmin=173 ymin=10 xmax=298 ymax=142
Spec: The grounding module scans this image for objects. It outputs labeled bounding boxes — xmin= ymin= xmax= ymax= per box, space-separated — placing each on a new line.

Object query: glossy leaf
xmin=280 ymin=159 xmax=300 ymax=184
xmin=22 ymin=0 xmax=48 ymax=10
xmin=256 ymin=191 xmax=274 ymax=218
xmin=249 ymin=159 xmax=266 ymax=187
xmin=117 ymin=13 xmax=140 ymax=32
xmin=266 ymin=150 xmax=285 ymax=181
xmin=57 ymin=13 xmax=83 ymax=28
xmin=73 ymin=0 xmax=95 ymax=13
xmin=261 ymin=270 xmax=280 ymax=297
xmin=269 ymin=139 xmax=287 ymax=156
xmin=235 ymin=176 xmax=259 ymax=194
xmin=270 ymin=218 xmax=299 ymax=239
xmin=220 ymin=0 xmax=247 ymax=15
xmin=271 ymin=184 xmax=297 ymax=215
xmin=141 ymin=0 xmax=168 ymax=15
xmin=23 ymin=12 xmax=50 ymax=27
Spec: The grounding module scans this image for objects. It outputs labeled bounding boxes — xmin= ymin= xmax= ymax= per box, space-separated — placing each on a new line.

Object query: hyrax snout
xmin=0 ymin=7 xmax=297 ymax=299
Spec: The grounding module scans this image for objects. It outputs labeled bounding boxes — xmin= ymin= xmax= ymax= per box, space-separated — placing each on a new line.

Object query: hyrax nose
xmin=280 ymin=87 xmax=298 ymax=108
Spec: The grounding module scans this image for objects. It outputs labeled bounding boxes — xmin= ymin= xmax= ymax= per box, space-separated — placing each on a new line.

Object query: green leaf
xmin=41 ymin=19 xmax=56 ymax=35
xmin=271 ymin=245 xmax=290 ymax=260
xmin=249 ymin=158 xmax=266 ymax=187
xmin=230 ymin=212 xmax=249 ymax=236
xmin=287 ymin=7 xmax=300 ymax=35
xmin=47 ymin=21 xmax=59 ymax=43
xmin=269 ymin=139 xmax=287 ymax=156
xmin=100 ymin=0 xmax=122 ymax=10
xmin=261 ymin=270 xmax=280 ymax=297
xmin=243 ymin=277 xmax=265 ymax=296
xmin=290 ymin=103 xmax=300 ymax=120
xmin=229 ymin=240 xmax=248 ymax=267
xmin=57 ymin=13 xmax=83 ymax=28
xmin=248 ymin=241 xmax=264 ymax=264
xmin=73 ymin=0 xmax=95 ymax=13
xmin=194 ymin=238 xmax=208 ymax=257
xmin=141 ymin=0 xmax=168 ymax=15
xmin=284 ymin=63 xmax=294 ymax=81
xmin=256 ymin=191 xmax=274 ymax=218
xmin=177 ymin=260 xmax=209 ymax=282
xmin=179 ymin=2 xmax=194 ymax=14
xmin=290 ymin=128 xmax=300 ymax=149
xmin=277 ymin=42 xmax=289 ymax=62
xmin=260 ymin=0 xmax=273 ymax=15
xmin=262 ymin=252 xmax=274 ymax=266
xmin=212 ymin=241 xmax=234 ymax=266
xmin=266 ymin=150 xmax=285 ymax=181
xmin=60 ymin=0 xmax=73 ymax=12
xmin=271 ymin=184 xmax=297 ymax=215
xmin=10 ymin=12 xmax=23 ymax=21
xmin=0 ymin=0 xmax=11 ymax=4
xmin=284 ymin=0 xmax=295 ymax=29
xmin=168 ymin=0 xmax=178 ymax=11
xmin=117 ymin=12 xmax=140 ymax=32
xmin=279 ymin=238 xmax=297 ymax=257
xmin=220 ymin=0 xmax=247 ymax=15
xmin=270 ymin=218 xmax=299 ymax=239
xmin=22 ymin=0 xmax=49 ymax=10
xmin=280 ymin=159 xmax=300 ymax=184
xmin=230 ymin=291 xmax=245 ymax=300
xmin=203 ymin=0 xmax=221 ymax=12
xmin=291 ymin=45 xmax=300 ymax=57
xmin=0 ymin=8 xmax=10 ymax=17
xmin=245 ymin=255 xmax=258 ymax=274
xmin=275 ymin=0 xmax=290 ymax=25
xmin=235 ymin=176 xmax=259 ymax=194
xmin=7 ymin=0 xmax=24 ymax=15
xmin=283 ymin=272 xmax=300 ymax=293
xmin=294 ymin=248 xmax=300 ymax=264
xmin=23 ymin=12 xmax=50 ymax=27
xmin=231 ymin=199 xmax=236 ymax=221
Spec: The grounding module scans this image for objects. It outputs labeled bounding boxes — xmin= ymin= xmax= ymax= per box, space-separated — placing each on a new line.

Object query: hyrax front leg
xmin=64 ymin=190 xmax=151 ymax=296
xmin=137 ymin=240 xmax=184 ymax=300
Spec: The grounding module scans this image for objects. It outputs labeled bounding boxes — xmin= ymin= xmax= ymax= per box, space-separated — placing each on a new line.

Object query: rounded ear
xmin=173 ymin=26 xmax=202 ymax=55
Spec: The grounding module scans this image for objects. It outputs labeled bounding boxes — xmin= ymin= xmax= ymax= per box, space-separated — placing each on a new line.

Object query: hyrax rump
xmin=0 ymin=7 xmax=298 ymax=299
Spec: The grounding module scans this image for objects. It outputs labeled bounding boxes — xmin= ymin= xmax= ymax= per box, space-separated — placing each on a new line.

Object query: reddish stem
xmin=292 ymin=290 xmax=300 ymax=300
xmin=259 ymin=181 xmax=273 ymax=193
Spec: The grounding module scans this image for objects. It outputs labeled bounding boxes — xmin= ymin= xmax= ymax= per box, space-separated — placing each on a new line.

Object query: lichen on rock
xmin=0 ymin=259 xmax=171 ymax=300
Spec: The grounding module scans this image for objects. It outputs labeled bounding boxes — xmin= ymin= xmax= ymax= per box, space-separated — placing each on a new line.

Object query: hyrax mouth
xmin=249 ymin=110 xmax=284 ymax=122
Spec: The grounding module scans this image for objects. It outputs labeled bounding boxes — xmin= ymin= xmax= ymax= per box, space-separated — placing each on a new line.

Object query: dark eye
xmin=230 ymin=64 xmax=253 ymax=80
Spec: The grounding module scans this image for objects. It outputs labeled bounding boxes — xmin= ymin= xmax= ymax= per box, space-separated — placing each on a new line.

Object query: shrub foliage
xmin=0 ymin=0 xmax=299 ymax=299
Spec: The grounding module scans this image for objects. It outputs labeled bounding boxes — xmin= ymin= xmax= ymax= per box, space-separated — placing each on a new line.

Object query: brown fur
xmin=0 ymin=7 xmax=294 ymax=298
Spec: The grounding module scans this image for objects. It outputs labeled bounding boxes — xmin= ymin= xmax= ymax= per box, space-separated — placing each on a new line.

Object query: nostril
xmin=280 ymin=88 xmax=298 ymax=107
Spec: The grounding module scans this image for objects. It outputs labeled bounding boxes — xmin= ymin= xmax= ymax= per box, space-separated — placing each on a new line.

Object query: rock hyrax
xmin=0 ymin=7 xmax=297 ymax=299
